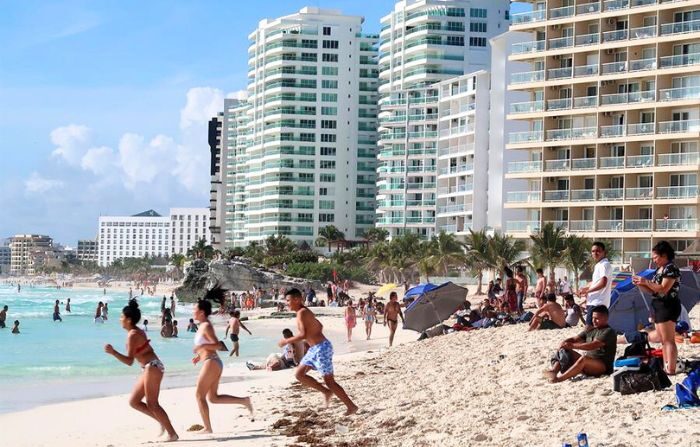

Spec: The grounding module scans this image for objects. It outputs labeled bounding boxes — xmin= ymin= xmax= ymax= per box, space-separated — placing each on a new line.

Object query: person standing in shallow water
xmin=104 ymin=300 xmax=178 ymax=442
xmin=53 ymin=300 xmax=62 ymax=322
xmin=281 ymin=288 xmax=358 ymax=415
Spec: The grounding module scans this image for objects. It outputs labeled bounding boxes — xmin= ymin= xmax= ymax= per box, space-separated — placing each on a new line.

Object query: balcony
xmin=627 ymin=123 xmax=655 ymax=136
xmin=506 ymin=221 xmax=541 ymax=233
xmin=659 ymin=19 xmax=700 ymax=37
xmin=546 ymin=126 xmax=596 ymax=141
xmin=507 ymin=191 xmax=541 ymax=203
xmin=544 ymin=159 xmax=570 ymax=171
xmin=600 ymin=156 xmax=625 ymax=168
xmin=571 ymin=189 xmax=595 ymax=201
xmin=575 ymin=32 xmax=599 ymax=46
xmin=598 ymin=188 xmax=624 ymax=200
xmin=544 ymin=190 xmax=570 ymax=201
xmin=549 ymin=36 xmax=573 ymax=50
xmin=656 ymin=185 xmax=698 ymax=199
xmin=602 ymin=29 xmax=628 ymax=43
xmin=625 ymin=219 xmax=653 ymax=231
xmin=659 ymin=119 xmax=700 ymax=134
xmin=439 ymin=164 xmax=474 ymax=175
xmin=629 ymin=58 xmax=656 ymax=72
xmin=512 ymin=40 xmax=546 ymax=55
xmin=575 ymin=64 xmax=599 ymax=78
xmin=547 ymin=98 xmax=572 ymax=111
xmin=626 ymin=187 xmax=654 ymax=199
xmin=508 ymin=130 xmax=543 ymax=144
xmin=438 ymin=183 xmax=474 ymax=195
xmin=507 ymin=160 xmax=543 ymax=173
xmin=601 ymin=61 xmax=627 ymax=75
xmin=550 ymin=5 xmax=575 ymax=19
xmin=511 ymin=10 xmax=546 ymax=25
xmin=659 ymin=86 xmax=700 ymax=102
xmin=659 ymin=52 xmax=700 ymax=69
xmin=510 ymin=100 xmax=544 ymax=114
xmin=600 ymin=90 xmax=655 ymax=106
xmin=438 ymin=204 xmax=467 ymax=214
xmin=439 ymin=144 xmax=475 ymax=157
xmin=573 ymin=158 xmax=597 ymax=170
xmin=406 ymin=199 xmax=436 ymax=207
xmin=511 ymin=70 xmax=545 ymax=84
xmin=440 ymin=224 xmax=458 ymax=232
xmin=570 ymin=220 xmax=595 ymax=232
xmin=656 ymin=218 xmax=699 ymax=232
xmin=657 ymin=152 xmax=699 ymax=166
xmin=598 ymin=220 xmax=624 ymax=232
xmin=548 ymin=67 xmax=573 ymax=80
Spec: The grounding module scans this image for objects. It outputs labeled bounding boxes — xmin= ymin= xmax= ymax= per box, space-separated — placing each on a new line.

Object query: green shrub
xmin=285 ymin=262 xmax=373 ymax=283
xmin=262 ymin=251 xmax=318 ymax=268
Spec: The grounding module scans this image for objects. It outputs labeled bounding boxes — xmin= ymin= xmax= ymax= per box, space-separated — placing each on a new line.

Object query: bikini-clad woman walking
xmin=192 ymin=299 xmax=253 ymax=433
xmin=104 ymin=300 xmax=178 ymax=442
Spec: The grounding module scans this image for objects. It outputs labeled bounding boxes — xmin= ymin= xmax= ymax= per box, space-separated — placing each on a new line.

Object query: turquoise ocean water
xmin=0 ymin=285 xmax=277 ymax=413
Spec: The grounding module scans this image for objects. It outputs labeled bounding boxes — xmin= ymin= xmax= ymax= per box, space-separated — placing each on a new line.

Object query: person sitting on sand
xmin=545 ymin=305 xmax=617 ymax=383
xmin=529 ymin=293 xmax=567 ymax=331
xmin=187 ymin=318 xmax=198 ymax=333
xmin=11 ymin=320 xmax=20 ymax=334
xmin=53 ymin=300 xmax=62 ymax=322
xmin=564 ymin=295 xmax=584 ymax=327
xmin=104 ymin=300 xmax=178 ymax=442
xmin=225 ymin=310 xmax=252 ymax=357
xmin=384 ymin=292 xmax=404 ymax=347
xmin=480 ymin=299 xmax=496 ymax=319
xmin=0 ymin=305 xmax=8 ymax=328
xmin=247 ymin=329 xmax=305 ymax=371
xmin=279 ymin=288 xmax=358 ymax=415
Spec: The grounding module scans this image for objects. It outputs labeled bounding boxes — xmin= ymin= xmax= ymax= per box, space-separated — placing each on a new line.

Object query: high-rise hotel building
xmin=376 ymin=0 xmax=512 ymax=238
xmin=215 ymin=7 xmax=380 ymax=248
xmin=506 ymin=0 xmax=700 ymax=259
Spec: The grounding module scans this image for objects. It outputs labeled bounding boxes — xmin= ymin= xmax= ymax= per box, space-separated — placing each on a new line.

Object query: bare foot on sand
xmin=543 ymin=370 xmax=558 ymax=383
xmin=345 ymin=404 xmax=359 ymax=415
xmin=164 ymin=434 xmax=179 ymax=442
xmin=197 ymin=427 xmax=213 ymax=434
xmin=244 ymin=397 xmax=255 ymax=421
xmin=324 ymin=390 xmax=333 ymax=408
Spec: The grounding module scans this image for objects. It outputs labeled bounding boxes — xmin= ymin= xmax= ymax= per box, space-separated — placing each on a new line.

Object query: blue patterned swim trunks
xmin=300 ymin=339 xmax=334 ymax=376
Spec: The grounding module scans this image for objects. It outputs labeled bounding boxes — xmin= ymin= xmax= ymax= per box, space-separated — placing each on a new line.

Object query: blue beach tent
xmin=403 ymin=283 xmax=438 ymax=301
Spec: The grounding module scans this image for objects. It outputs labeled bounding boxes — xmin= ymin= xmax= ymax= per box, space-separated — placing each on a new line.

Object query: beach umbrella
xmin=403 ymin=282 xmax=468 ymax=332
xmin=376 ymin=283 xmax=398 ymax=296
xmin=403 ymin=283 xmax=438 ymax=301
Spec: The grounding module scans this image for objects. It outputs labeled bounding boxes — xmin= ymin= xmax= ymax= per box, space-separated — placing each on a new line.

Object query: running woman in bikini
xmin=384 ymin=292 xmax=404 ymax=347
xmin=192 ymin=299 xmax=253 ymax=434
xmin=104 ymin=300 xmax=178 ymax=442
xmin=280 ymin=288 xmax=358 ymax=415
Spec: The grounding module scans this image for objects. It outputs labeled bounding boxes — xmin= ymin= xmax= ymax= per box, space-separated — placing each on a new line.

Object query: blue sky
xmin=0 ymin=0 xmax=528 ymax=246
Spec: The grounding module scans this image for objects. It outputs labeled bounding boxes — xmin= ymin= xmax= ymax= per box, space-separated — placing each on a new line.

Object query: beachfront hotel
xmin=208 ymin=112 xmax=224 ymax=251
xmin=212 ymin=7 xmax=380 ymax=248
xmin=9 ymin=234 xmax=54 ymax=275
xmin=376 ymin=0 xmax=513 ymax=238
xmin=97 ymin=208 xmax=210 ymax=266
xmin=505 ymin=0 xmax=700 ymax=261
xmin=76 ymin=239 xmax=98 ymax=263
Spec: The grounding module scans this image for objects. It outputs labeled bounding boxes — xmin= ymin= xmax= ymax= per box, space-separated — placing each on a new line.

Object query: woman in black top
xmin=633 ymin=241 xmax=681 ymax=374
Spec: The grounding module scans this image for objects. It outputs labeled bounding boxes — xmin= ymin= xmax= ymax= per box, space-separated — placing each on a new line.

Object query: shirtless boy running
xmin=384 ymin=292 xmax=404 ymax=347
xmin=279 ymin=288 xmax=358 ymax=415
xmin=225 ymin=310 xmax=252 ymax=357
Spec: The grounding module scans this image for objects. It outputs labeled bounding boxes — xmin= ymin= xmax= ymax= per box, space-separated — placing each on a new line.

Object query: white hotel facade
xmin=506 ymin=0 xmax=700 ymax=259
xmin=97 ymin=208 xmax=210 ymax=266
xmin=215 ymin=7 xmax=380 ymax=248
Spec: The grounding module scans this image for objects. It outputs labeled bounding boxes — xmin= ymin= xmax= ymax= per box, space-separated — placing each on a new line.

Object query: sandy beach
xmin=2 ymin=295 xmax=699 ymax=447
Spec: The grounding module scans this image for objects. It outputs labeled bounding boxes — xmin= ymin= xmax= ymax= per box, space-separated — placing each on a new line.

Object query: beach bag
xmin=623 ymin=332 xmax=652 ymax=358
xmin=675 ymin=368 xmax=700 ymax=407
xmin=614 ymin=358 xmax=671 ymax=395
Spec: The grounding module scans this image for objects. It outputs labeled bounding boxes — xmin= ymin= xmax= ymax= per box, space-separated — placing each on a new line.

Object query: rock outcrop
xmin=174 ymin=259 xmax=320 ymax=303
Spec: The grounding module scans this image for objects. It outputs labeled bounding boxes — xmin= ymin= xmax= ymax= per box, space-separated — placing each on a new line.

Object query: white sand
xmin=3 ymin=297 xmax=700 ymax=447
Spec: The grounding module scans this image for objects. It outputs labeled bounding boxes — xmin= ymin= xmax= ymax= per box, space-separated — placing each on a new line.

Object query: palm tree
xmin=264 ymin=234 xmax=296 ymax=257
xmin=562 ymin=235 xmax=592 ymax=291
xmin=316 ymin=225 xmax=345 ymax=252
xmin=426 ymin=232 xmax=465 ymax=276
xmin=529 ymin=222 xmax=567 ymax=284
xmin=362 ymin=227 xmax=389 ymax=246
xmin=364 ymin=241 xmax=392 ymax=283
xmin=187 ymin=238 xmax=215 ymax=259
xmin=488 ymin=231 xmax=526 ymax=269
xmin=243 ymin=241 xmax=265 ymax=263
xmin=463 ymin=229 xmax=496 ymax=294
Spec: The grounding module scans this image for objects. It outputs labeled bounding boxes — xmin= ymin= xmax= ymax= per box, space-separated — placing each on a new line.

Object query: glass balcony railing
xmin=569 ymin=220 xmax=595 ymax=232
xmin=506 ymin=221 xmax=541 ymax=233
xmin=507 ymin=160 xmax=542 ymax=173
xmin=512 ymin=40 xmax=546 ymax=55
xmin=600 ymin=157 xmax=625 ymax=168
xmin=378 ymin=200 xmax=404 ymax=208
xmin=544 ymin=190 xmax=570 ymax=201
xmin=571 ymin=189 xmax=595 ymax=201
xmin=440 ymin=224 xmax=458 ymax=232
xmin=574 ymin=64 xmax=599 ymax=77
xmin=550 ymin=5 xmax=575 ymax=19
xmin=660 ymin=19 xmax=700 ymax=36
xmin=549 ymin=36 xmax=574 ymax=50
xmin=629 ymin=58 xmax=656 ymax=72
xmin=508 ymin=131 xmax=543 ymax=144
xmin=406 ymin=182 xmax=436 ymax=190
xmin=576 ymin=2 xmax=600 ymax=15
xmin=548 ymin=67 xmax=573 ymax=80
xmin=438 ymin=204 xmax=466 ymax=214
xmin=630 ymin=25 xmax=657 ymax=40
xmin=627 ymin=123 xmax=655 ymax=136
xmin=656 ymin=219 xmax=699 ymax=231
xmin=546 ymin=127 xmax=596 ymax=141
xmin=658 ymin=119 xmax=700 ymax=134
xmin=656 ymin=185 xmax=699 ymax=199
xmin=439 ymin=144 xmax=474 ymax=157
xmin=660 ymin=52 xmax=700 ymax=69
xmin=600 ymin=125 xmax=625 ymax=138
xmin=511 ymin=10 xmax=546 ymax=25
xmin=511 ymin=70 xmax=545 ymax=84
xmin=602 ymin=29 xmax=628 ymax=43
xmin=626 ymin=155 xmax=654 ymax=168
xmin=598 ymin=188 xmax=624 ymax=200
xmin=600 ymin=90 xmax=655 ymax=105
xmin=601 ymin=61 xmax=627 ymax=75
xmin=625 ymin=220 xmax=653 ymax=231
xmin=506 ymin=191 xmax=541 ymax=203
xmin=598 ymin=220 xmax=624 ymax=232
xmin=438 ymin=184 xmax=473 ymax=195
xmin=572 ymin=158 xmax=596 ymax=169
xmin=657 ymin=152 xmax=699 ymax=166
xmin=547 ymin=98 xmax=571 ymax=111
xmin=626 ymin=187 xmax=654 ymax=199
xmin=659 ymin=86 xmax=700 ymax=102
xmin=509 ymin=101 xmax=544 ymax=114
xmin=544 ymin=159 xmax=569 ymax=171
xmin=575 ymin=33 xmax=600 ymax=46
xmin=573 ymin=96 xmax=598 ymax=108
xmin=439 ymin=164 xmax=474 ymax=175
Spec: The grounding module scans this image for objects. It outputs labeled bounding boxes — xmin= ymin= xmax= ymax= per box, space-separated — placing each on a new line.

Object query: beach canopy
xmin=608 ymin=269 xmax=700 ymax=334
xmin=403 ymin=283 xmax=438 ymax=300
xmin=403 ymin=282 xmax=468 ymax=332
xmin=376 ymin=283 xmax=398 ymax=296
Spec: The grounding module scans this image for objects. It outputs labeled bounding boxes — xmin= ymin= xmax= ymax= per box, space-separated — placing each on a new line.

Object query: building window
xmin=322 ymin=40 xmax=339 ymax=49
xmin=321 ymin=120 xmax=336 ymax=129
xmin=319 ymin=213 xmax=334 ymax=222
xmin=321 ymin=80 xmax=338 ymax=89
xmin=319 ymin=187 xmax=328 ymax=196
xmin=470 ymin=22 xmax=487 ymax=33
xmin=322 ymin=53 xmax=338 ymax=62
xmin=446 ymin=35 xmax=464 ymax=46
xmin=320 ymin=134 xmax=336 ymax=142
xmin=321 ymin=66 xmax=338 ymax=76
xmin=320 ymin=147 xmax=336 ymax=156
xmin=320 ymin=160 xmax=336 ymax=169
xmin=323 ymin=26 xmax=331 ymax=36
xmin=319 ymin=173 xmax=335 ymax=182
xmin=321 ymin=106 xmax=337 ymax=115
xmin=319 ymin=200 xmax=334 ymax=209
xmin=321 ymin=93 xmax=337 ymax=102
xmin=469 ymin=37 xmax=487 ymax=47
xmin=470 ymin=8 xmax=487 ymax=18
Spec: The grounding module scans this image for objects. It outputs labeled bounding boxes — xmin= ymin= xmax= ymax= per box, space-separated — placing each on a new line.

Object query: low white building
xmin=97 ymin=208 xmax=210 ymax=266
xmin=170 ymin=208 xmax=210 ymax=256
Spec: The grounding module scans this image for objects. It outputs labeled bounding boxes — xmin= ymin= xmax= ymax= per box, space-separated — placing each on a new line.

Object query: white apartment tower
xmin=377 ymin=0 xmax=512 ymax=238
xmin=506 ymin=1 xmax=700 ymax=260
xmin=220 ymin=7 xmax=380 ymax=248
xmin=170 ymin=208 xmax=211 ymax=255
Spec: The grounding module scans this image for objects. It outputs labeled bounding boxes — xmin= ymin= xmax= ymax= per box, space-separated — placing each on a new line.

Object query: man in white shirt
xmin=561 ymin=276 xmax=571 ymax=295
xmin=577 ymin=242 xmax=613 ymax=329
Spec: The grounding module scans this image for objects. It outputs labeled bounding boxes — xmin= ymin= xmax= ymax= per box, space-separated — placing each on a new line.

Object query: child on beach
xmin=102 ymin=302 xmax=109 ymax=320
xmin=280 ymin=288 xmax=358 ymax=415
xmin=53 ymin=300 xmax=62 ymax=322
xmin=143 ymin=320 xmax=149 ymax=332
xmin=225 ymin=310 xmax=252 ymax=357
xmin=172 ymin=320 xmax=179 ymax=337
xmin=363 ymin=298 xmax=377 ymax=340
xmin=0 ymin=305 xmax=8 ymax=328
xmin=11 ymin=320 xmax=20 ymax=334
xmin=192 ymin=299 xmax=253 ymax=433
xmin=344 ymin=299 xmax=357 ymax=342
xmin=104 ymin=300 xmax=178 ymax=442
xmin=187 ymin=318 xmax=198 ymax=332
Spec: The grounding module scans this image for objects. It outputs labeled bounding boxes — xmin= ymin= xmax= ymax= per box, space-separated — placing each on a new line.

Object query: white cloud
xmin=25 ymin=172 xmax=64 ymax=193
xmin=180 ymin=87 xmax=226 ymax=129
xmin=118 ymin=133 xmax=177 ymax=188
xmin=50 ymin=124 xmax=91 ymax=164
xmin=227 ymin=89 xmax=248 ymax=101
xmin=80 ymin=146 xmax=116 ymax=175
